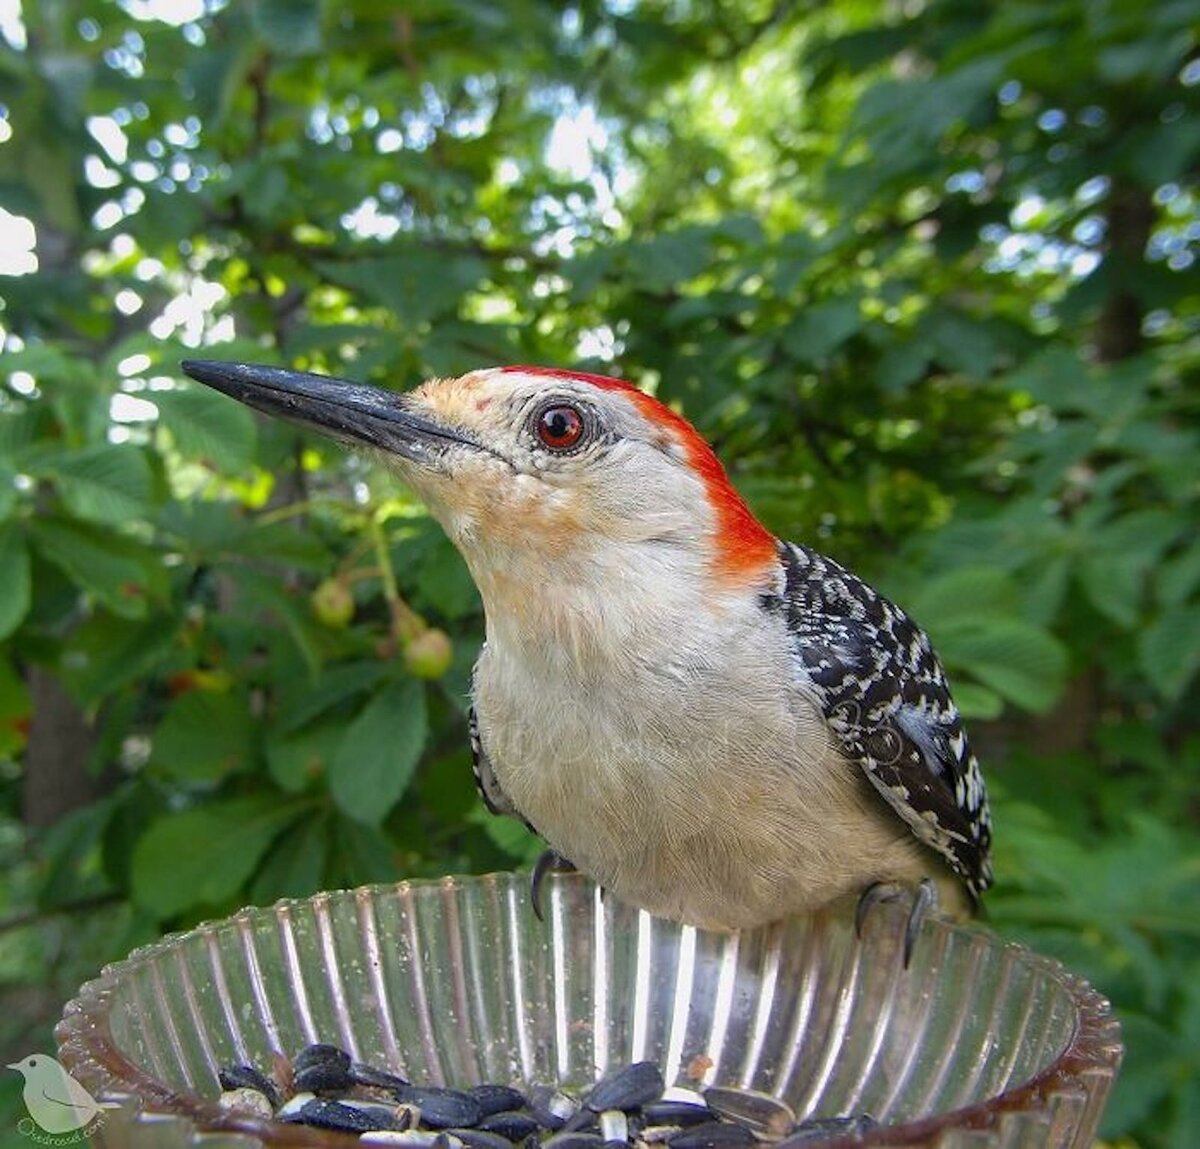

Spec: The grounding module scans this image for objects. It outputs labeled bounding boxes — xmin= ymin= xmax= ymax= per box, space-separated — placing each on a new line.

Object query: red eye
xmin=535 ymin=404 xmax=585 ymax=450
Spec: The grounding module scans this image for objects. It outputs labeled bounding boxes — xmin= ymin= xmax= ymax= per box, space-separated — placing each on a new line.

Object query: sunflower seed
xmin=587 ymin=1063 xmax=665 ymax=1113
xmin=468 ymin=1084 xmax=529 ymax=1117
xmin=660 ymin=1088 xmax=707 ymax=1107
xmin=353 ymin=1062 xmax=412 ymax=1093
xmin=396 ymin=1086 xmax=484 ymax=1129
xmin=703 ymin=1088 xmax=795 ymax=1140
xmin=639 ymin=1126 xmax=684 ymax=1144
xmin=361 ymin=1133 xmax=464 ymax=1147
xmin=294 ymin=1044 xmax=354 ymax=1092
xmin=529 ymin=1086 xmax=581 ymax=1130
xmin=642 ymin=1103 xmax=712 ymax=1128
xmin=449 ymin=1128 xmax=518 ymax=1149
xmin=218 ymin=1064 xmax=280 ymax=1107
xmin=277 ymin=1092 xmax=317 ymax=1118
xmin=218 ymin=1088 xmax=275 ymax=1119
xmin=282 ymin=1098 xmax=394 ymax=1133
xmin=294 ymin=1043 xmax=351 ymax=1073
xmin=478 ymin=1111 xmax=540 ymax=1140
xmin=666 ymin=1122 xmax=757 ymax=1149
xmin=777 ymin=1115 xmax=877 ymax=1146
xmin=340 ymin=1100 xmax=408 ymax=1126
xmin=543 ymin=1134 xmax=606 ymax=1149
xmin=600 ymin=1110 xmax=628 ymax=1144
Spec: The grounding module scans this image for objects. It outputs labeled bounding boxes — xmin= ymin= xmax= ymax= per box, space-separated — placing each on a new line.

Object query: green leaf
xmin=131 ymin=797 xmax=302 ymax=917
xmin=936 ymin=618 xmax=1068 ymax=713
xmin=628 ymin=229 xmax=713 ymax=293
xmin=236 ymin=568 xmax=324 ymax=675
xmin=1078 ymin=552 xmax=1145 ymax=629
xmin=1099 ymin=1012 xmax=1180 ymax=1136
xmin=37 ymin=444 xmax=156 ymax=525
xmin=906 ymin=566 xmax=1020 ymax=624
xmin=0 ymin=524 xmax=30 ymax=640
xmin=155 ymin=386 xmax=258 ymax=474
xmin=468 ymin=803 xmax=544 ymax=863
xmin=266 ymin=719 xmax=344 ymax=791
xmin=251 ymin=0 xmax=322 ymax=55
xmin=1139 ymin=607 xmax=1200 ymax=701
xmin=0 ymin=465 xmax=17 ymax=520
xmin=57 ymin=614 xmax=181 ymax=708
xmin=250 ymin=812 xmax=330 ymax=903
xmin=950 ymin=681 xmax=1003 ymax=721
xmin=318 ymin=252 xmax=486 ymax=326
xmin=29 ymin=518 xmax=167 ymax=619
xmin=329 ymin=679 xmax=428 ymax=826
xmin=781 ymin=297 xmax=862 ymax=361
xmin=149 ymin=689 xmax=256 ymax=781
xmin=278 ymin=661 xmax=388 ymax=733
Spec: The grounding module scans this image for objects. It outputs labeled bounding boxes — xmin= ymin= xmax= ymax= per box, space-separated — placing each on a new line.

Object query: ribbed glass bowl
xmin=56 ymin=872 xmax=1120 ymax=1149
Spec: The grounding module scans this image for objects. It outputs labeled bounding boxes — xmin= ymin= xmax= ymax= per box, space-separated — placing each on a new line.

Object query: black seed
xmin=528 ymin=1086 xmax=581 ymax=1130
xmin=341 ymin=1099 xmax=406 ymax=1125
xmin=294 ymin=1061 xmax=353 ymax=1093
xmin=283 ymin=1098 xmax=392 ymax=1133
xmin=559 ymin=1109 xmax=600 ymax=1134
xmin=478 ymin=1111 xmax=541 ymax=1140
xmin=586 ymin=1062 xmax=665 ymax=1112
xmin=353 ymin=1061 xmax=412 ymax=1093
xmin=599 ymin=1110 xmax=629 ymax=1144
xmin=217 ymin=1064 xmax=279 ymax=1108
xmin=397 ymin=1086 xmax=484 ymax=1129
xmin=543 ymin=1135 xmax=606 ymax=1149
xmin=703 ymin=1087 xmax=795 ymax=1139
xmin=292 ymin=1043 xmax=354 ymax=1092
xmin=666 ymin=1122 xmax=757 ymax=1149
xmin=642 ymin=1103 xmax=713 ymax=1128
xmin=469 ymin=1084 xmax=529 ymax=1118
xmin=294 ymin=1043 xmax=351 ymax=1073
xmin=603 ymin=1141 xmax=628 ymax=1149
xmin=777 ymin=1116 xmax=878 ymax=1147
xmin=639 ymin=1126 xmax=685 ymax=1143
xmin=450 ymin=1129 xmax=517 ymax=1149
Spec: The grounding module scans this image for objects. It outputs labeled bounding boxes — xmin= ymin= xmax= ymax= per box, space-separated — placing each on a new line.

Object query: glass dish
xmin=56 ymin=871 xmax=1121 ymax=1148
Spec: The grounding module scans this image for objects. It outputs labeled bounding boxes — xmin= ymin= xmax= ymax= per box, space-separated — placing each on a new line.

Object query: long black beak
xmin=180 ymin=360 xmax=483 ymax=463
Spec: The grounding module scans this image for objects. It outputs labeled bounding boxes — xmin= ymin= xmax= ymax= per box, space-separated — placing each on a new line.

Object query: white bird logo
xmin=7 ymin=1054 xmax=119 ymax=1135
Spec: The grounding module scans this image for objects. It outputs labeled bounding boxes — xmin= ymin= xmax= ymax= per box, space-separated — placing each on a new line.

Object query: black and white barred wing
xmin=467 ymin=702 xmax=520 ymax=818
xmin=775 ymin=543 xmax=993 ymax=901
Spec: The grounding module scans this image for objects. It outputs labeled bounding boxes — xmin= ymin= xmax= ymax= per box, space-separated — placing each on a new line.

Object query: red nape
xmin=501 ymin=366 xmax=777 ymax=584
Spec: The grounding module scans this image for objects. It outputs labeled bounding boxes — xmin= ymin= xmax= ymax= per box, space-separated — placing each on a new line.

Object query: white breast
xmin=472 ymin=574 xmax=932 ymax=929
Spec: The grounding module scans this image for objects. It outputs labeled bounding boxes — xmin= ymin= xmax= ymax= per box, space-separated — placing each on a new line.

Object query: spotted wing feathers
xmin=771 ymin=542 xmax=993 ymax=901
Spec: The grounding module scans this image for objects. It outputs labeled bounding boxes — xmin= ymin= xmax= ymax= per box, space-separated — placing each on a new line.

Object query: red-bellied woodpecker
xmin=182 ymin=360 xmax=993 ymax=947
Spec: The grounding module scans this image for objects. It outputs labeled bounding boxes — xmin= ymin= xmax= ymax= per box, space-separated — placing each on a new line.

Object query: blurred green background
xmin=0 ymin=0 xmax=1197 ymax=1145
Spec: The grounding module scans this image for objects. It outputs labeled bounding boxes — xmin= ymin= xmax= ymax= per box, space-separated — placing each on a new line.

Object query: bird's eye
xmin=535 ymin=404 xmax=586 ymax=451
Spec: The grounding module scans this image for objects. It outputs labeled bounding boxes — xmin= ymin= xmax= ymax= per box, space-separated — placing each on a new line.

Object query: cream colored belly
xmin=474 ymin=652 xmax=942 ymax=930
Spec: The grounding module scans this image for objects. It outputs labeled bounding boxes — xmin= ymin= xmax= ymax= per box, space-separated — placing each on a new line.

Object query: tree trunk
xmin=22 ymin=667 xmax=104 ymax=828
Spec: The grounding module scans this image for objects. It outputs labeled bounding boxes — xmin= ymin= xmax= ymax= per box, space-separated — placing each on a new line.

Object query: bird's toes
xmin=530 ymin=849 xmax=578 ymax=921
xmin=902 ymin=878 xmax=938 ymax=968
xmin=854 ymin=878 xmax=939 ymax=969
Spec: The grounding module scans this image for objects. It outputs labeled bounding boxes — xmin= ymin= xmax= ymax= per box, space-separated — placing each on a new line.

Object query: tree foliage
xmin=0 ymin=1 xmax=1197 ymax=1144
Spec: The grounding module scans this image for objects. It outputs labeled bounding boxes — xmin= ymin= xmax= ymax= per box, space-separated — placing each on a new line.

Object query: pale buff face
xmin=387 ymin=369 xmax=711 ymax=567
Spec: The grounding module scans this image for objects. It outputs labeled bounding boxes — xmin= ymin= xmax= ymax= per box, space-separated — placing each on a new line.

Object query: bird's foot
xmin=854 ymin=878 xmax=938 ymax=969
xmin=530 ymin=849 xmax=578 ymax=921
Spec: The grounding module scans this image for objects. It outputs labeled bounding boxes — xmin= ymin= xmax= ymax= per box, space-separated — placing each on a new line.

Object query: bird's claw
xmin=855 ymin=878 xmax=938 ymax=969
xmin=530 ymin=849 xmax=578 ymax=921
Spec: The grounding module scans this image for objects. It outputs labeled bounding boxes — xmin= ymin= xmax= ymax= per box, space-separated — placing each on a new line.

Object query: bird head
xmin=181 ymin=362 xmax=777 ymax=615
xmin=6 ymin=1053 xmax=56 ymax=1078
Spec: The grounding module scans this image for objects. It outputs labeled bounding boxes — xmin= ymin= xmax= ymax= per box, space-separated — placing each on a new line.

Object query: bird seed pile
xmin=217 ymin=1047 xmax=876 ymax=1146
